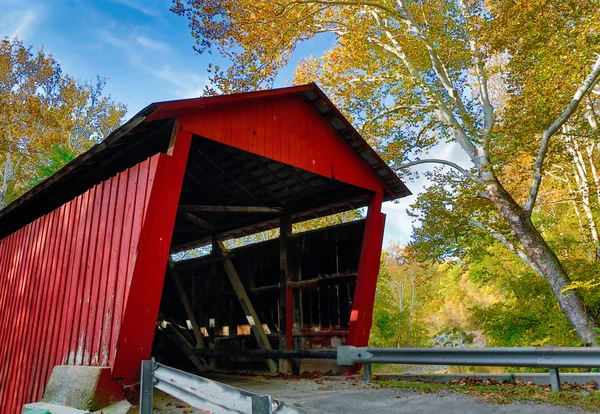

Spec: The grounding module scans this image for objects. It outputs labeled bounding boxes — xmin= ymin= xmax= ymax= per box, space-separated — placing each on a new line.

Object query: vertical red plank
xmin=13 ymin=217 xmax=44 ymax=406
xmin=4 ymin=219 xmax=36 ymax=409
xmin=48 ymin=200 xmax=76 ymax=369
xmin=0 ymin=227 xmax=16 ymax=317
xmin=18 ymin=211 xmax=60 ymax=408
xmin=36 ymin=204 xmax=71 ymax=400
xmin=0 ymin=224 xmax=19 ymax=366
xmin=90 ymin=180 xmax=113 ymax=365
xmin=106 ymin=172 xmax=129 ymax=366
xmin=109 ymin=170 xmax=134 ymax=364
xmin=68 ymin=189 xmax=93 ymax=364
xmin=112 ymin=128 xmax=192 ymax=383
xmin=280 ymin=100 xmax=291 ymax=166
xmin=57 ymin=195 xmax=83 ymax=365
xmin=82 ymin=184 xmax=103 ymax=365
xmin=264 ymin=101 xmax=272 ymax=160
xmin=30 ymin=208 xmax=61 ymax=399
xmin=15 ymin=211 xmax=53 ymax=406
xmin=125 ymin=161 xmax=149 ymax=302
xmin=81 ymin=184 xmax=103 ymax=365
xmin=102 ymin=173 xmax=125 ymax=367
xmin=12 ymin=214 xmax=50 ymax=405
xmin=273 ymin=102 xmax=281 ymax=163
xmin=120 ymin=166 xmax=140 ymax=315
xmin=347 ymin=191 xmax=385 ymax=348
xmin=0 ymin=229 xmax=19 ymax=409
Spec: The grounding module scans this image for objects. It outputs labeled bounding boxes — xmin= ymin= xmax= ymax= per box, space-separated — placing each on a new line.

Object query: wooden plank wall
xmin=0 ymin=154 xmax=160 ymax=414
xmin=179 ymin=95 xmax=384 ymax=194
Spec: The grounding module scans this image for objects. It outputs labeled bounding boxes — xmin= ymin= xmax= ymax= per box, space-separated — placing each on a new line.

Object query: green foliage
xmin=0 ymin=37 xmax=126 ymax=208
xmin=373 ymin=241 xmax=588 ymax=349
xmin=26 ymin=144 xmax=76 ymax=188
xmin=378 ymin=379 xmax=600 ymax=411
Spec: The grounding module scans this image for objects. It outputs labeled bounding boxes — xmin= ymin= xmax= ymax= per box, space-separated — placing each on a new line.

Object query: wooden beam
xmin=213 ymin=238 xmax=278 ymax=373
xmin=182 ymin=212 xmax=216 ymax=231
xmin=163 ymin=318 xmax=208 ymax=372
xmin=279 ymin=215 xmax=293 ymax=352
xmin=169 ymin=269 xmax=205 ymax=349
xmin=282 ymin=165 xmax=317 ymax=196
xmin=179 ymin=205 xmax=283 ymax=214
xmin=197 ymin=149 xmax=265 ymax=205
xmin=279 ymin=215 xmax=293 ymax=373
xmin=172 ymin=253 xmax=235 ymax=270
xmin=252 ymin=155 xmax=300 ymax=198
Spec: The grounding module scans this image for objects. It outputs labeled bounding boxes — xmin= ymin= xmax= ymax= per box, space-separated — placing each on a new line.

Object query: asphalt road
xmin=204 ymin=374 xmax=594 ymax=414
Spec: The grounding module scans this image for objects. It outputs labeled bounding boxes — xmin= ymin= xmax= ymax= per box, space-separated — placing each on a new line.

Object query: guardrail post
xmin=140 ymin=360 xmax=155 ymax=414
xmin=250 ymin=395 xmax=272 ymax=413
xmin=549 ymin=368 xmax=561 ymax=392
xmin=363 ymin=363 xmax=372 ymax=383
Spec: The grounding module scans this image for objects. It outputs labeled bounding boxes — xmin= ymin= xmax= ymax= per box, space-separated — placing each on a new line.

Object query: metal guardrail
xmin=337 ymin=346 xmax=600 ymax=392
xmin=140 ymin=361 xmax=310 ymax=414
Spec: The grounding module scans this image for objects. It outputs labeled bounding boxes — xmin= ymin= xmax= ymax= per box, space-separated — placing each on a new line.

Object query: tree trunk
xmin=487 ymin=179 xmax=598 ymax=344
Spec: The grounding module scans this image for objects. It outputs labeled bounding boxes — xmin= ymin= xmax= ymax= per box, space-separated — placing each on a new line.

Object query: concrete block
xmin=300 ymin=358 xmax=341 ymax=374
xmin=42 ymin=366 xmax=125 ymax=411
xmin=91 ymin=399 xmax=136 ymax=414
xmin=23 ymin=402 xmax=90 ymax=414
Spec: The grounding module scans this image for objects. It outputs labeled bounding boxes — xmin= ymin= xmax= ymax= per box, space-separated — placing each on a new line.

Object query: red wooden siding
xmin=179 ymin=95 xmax=385 ymax=194
xmin=0 ymin=155 xmax=160 ymax=414
xmin=347 ymin=191 xmax=386 ymax=347
xmin=112 ymin=128 xmax=192 ymax=383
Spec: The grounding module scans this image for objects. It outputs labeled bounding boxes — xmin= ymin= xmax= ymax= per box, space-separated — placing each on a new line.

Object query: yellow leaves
xmin=0 ymin=37 xmax=126 ymax=207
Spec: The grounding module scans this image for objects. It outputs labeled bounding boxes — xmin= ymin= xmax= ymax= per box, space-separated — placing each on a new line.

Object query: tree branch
xmin=290 ymin=0 xmax=399 ymax=16
xmin=458 ymin=0 xmax=493 ymax=141
xmin=360 ymin=103 xmax=426 ymax=132
xmin=398 ymin=158 xmax=480 ymax=182
xmin=468 ymin=219 xmax=543 ymax=277
xmin=395 ymin=0 xmax=476 ymax=136
xmin=366 ymin=21 xmax=477 ymax=161
xmin=524 ymin=54 xmax=600 ymax=213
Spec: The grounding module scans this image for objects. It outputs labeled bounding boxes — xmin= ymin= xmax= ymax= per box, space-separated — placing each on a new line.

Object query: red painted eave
xmin=146 ymin=84 xmax=316 ymax=122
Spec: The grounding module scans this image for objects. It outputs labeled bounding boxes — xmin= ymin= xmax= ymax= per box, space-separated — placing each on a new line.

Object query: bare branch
xmin=398 ymin=158 xmax=480 ymax=182
xmin=290 ymin=0 xmax=399 ymax=16
xmin=360 ymin=103 xmax=424 ymax=132
xmin=457 ymin=0 xmax=493 ymax=142
xmin=366 ymin=21 xmax=478 ymax=161
xmin=395 ymin=1 xmax=476 ymax=135
xmin=468 ymin=219 xmax=543 ymax=276
xmin=524 ymin=55 xmax=600 ymax=213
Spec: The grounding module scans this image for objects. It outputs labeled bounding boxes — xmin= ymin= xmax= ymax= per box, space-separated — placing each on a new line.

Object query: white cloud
xmin=98 ymin=29 xmax=205 ymax=99
xmin=108 ymin=0 xmax=160 ymax=17
xmin=135 ymin=35 xmax=169 ymax=53
xmin=1 ymin=8 xmax=40 ymax=41
xmin=98 ymin=30 xmax=130 ymax=51
xmin=140 ymin=63 xmax=206 ymax=98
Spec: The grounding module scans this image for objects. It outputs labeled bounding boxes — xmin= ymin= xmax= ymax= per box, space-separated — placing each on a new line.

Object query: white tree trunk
xmin=486 ymin=179 xmax=598 ymax=344
xmin=0 ymin=150 xmax=11 ymax=209
xmin=565 ymin=135 xmax=600 ymax=257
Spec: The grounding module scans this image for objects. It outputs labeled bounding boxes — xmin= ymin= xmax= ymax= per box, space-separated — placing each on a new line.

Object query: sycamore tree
xmin=0 ymin=38 xmax=126 ymax=207
xmin=172 ymin=0 xmax=600 ymax=343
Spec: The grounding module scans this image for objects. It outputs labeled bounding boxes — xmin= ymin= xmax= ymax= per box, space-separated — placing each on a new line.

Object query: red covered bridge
xmin=0 ymin=84 xmax=409 ymax=412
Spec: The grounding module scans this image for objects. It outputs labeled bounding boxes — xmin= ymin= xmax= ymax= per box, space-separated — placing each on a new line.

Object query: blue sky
xmin=0 ymin=0 xmax=458 ymax=247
